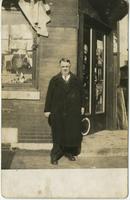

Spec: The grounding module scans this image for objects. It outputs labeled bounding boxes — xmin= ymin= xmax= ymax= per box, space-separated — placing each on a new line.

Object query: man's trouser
xmin=51 ymin=143 xmax=81 ymax=161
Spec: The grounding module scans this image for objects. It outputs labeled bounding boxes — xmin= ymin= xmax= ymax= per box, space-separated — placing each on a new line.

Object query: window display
xmin=82 ymin=27 xmax=106 ymax=115
xmin=2 ymin=11 xmax=34 ymax=85
xmin=95 ymin=32 xmax=106 ymax=113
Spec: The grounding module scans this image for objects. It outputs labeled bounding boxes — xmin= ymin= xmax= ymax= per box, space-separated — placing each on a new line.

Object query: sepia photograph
xmin=1 ymin=0 xmax=129 ymax=198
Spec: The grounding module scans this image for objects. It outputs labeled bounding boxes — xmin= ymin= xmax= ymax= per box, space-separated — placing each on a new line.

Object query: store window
xmin=2 ymin=8 xmax=36 ymax=87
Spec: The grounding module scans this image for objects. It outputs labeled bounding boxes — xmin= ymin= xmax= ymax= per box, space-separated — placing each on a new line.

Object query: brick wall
xmin=2 ymin=0 xmax=78 ymax=143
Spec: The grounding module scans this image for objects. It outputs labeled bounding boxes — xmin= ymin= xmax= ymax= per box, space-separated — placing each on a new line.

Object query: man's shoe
xmin=51 ymin=159 xmax=58 ymax=165
xmin=65 ymin=154 xmax=76 ymax=161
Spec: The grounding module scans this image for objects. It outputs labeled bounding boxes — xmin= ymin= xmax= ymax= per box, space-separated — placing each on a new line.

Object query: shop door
xmin=81 ymin=25 xmax=107 ymax=132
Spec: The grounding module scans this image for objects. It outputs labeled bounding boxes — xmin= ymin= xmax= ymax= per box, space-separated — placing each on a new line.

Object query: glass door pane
xmin=94 ymin=32 xmax=106 ymax=113
xmin=83 ymin=28 xmax=92 ymax=114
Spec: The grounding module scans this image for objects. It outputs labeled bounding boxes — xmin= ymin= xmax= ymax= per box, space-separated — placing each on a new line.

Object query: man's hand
xmin=81 ymin=107 xmax=85 ymax=115
xmin=44 ymin=112 xmax=51 ymax=118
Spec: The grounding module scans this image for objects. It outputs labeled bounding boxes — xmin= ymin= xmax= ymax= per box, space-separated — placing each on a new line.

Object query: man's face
xmin=60 ymin=61 xmax=71 ymax=76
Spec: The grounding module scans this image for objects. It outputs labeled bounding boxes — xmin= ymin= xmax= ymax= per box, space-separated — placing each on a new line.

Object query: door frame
xmin=77 ymin=13 xmax=110 ymax=132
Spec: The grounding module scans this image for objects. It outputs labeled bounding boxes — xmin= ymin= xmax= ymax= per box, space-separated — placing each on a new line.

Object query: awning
xmin=18 ymin=0 xmax=51 ymax=37
xmin=88 ymin=0 xmax=128 ymax=25
xmin=80 ymin=0 xmax=128 ymax=27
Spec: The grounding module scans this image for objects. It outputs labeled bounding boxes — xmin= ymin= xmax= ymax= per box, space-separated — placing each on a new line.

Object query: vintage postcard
xmin=1 ymin=0 xmax=129 ymax=199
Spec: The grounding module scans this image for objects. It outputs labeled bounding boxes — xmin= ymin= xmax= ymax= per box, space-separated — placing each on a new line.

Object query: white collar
xmin=62 ymin=74 xmax=70 ymax=82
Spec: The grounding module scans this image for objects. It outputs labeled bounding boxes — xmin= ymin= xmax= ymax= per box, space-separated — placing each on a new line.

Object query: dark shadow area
xmin=1 ymin=144 xmax=16 ymax=169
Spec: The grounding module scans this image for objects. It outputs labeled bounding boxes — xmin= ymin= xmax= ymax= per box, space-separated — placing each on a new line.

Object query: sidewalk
xmin=10 ymin=130 xmax=128 ymax=169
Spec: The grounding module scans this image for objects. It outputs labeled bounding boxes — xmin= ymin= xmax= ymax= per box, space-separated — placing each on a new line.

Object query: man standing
xmin=44 ymin=58 xmax=85 ymax=165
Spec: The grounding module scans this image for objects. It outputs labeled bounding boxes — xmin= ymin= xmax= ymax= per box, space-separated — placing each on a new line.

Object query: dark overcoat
xmin=44 ymin=72 xmax=85 ymax=147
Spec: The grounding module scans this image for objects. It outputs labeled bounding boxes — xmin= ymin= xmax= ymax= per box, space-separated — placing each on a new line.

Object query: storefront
xmin=77 ymin=0 xmax=128 ymax=132
xmin=2 ymin=0 xmax=128 ymax=144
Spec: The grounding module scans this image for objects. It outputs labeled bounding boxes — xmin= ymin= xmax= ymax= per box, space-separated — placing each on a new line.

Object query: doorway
xmin=78 ymin=15 xmax=108 ymax=132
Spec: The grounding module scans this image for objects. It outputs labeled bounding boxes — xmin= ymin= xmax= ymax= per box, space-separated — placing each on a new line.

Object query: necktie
xmin=64 ymin=75 xmax=67 ymax=81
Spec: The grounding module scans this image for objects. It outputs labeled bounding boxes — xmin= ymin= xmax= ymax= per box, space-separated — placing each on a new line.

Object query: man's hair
xmin=59 ymin=58 xmax=71 ymax=64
